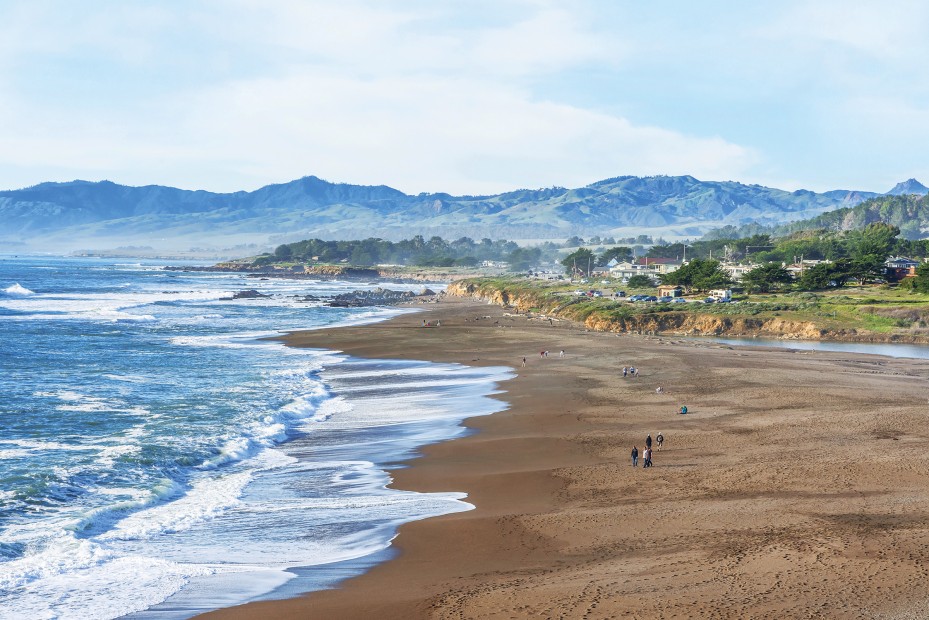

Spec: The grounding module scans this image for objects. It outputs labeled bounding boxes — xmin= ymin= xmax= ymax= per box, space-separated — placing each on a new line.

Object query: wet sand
xmin=198 ymin=297 xmax=929 ymax=619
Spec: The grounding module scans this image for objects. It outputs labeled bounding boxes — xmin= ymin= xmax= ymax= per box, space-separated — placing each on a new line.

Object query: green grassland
xmin=457 ymin=277 xmax=929 ymax=339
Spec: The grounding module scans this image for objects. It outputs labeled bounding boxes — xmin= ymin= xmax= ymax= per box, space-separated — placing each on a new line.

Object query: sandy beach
xmin=197 ymin=296 xmax=929 ymax=619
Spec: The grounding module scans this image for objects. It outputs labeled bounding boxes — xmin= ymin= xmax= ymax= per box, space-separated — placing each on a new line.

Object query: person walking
xmin=631 ymin=445 xmax=638 ymax=467
xmin=645 ymin=434 xmax=652 ymax=451
xmin=643 ymin=446 xmax=652 ymax=468
xmin=656 ymin=432 xmax=664 ymax=451
xmin=622 ymin=367 xmax=628 ymax=378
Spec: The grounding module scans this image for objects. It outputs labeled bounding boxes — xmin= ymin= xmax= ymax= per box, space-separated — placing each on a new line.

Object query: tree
xmin=274 ymin=244 xmax=293 ymax=261
xmin=598 ymin=246 xmax=633 ymax=266
xmin=627 ymin=274 xmax=655 ymax=288
xmin=847 ymin=255 xmax=886 ymax=284
xmin=561 ymin=248 xmax=596 ymax=276
xmin=796 ymin=259 xmax=854 ymax=290
xmin=508 ymin=247 xmax=542 ymax=271
xmin=846 ymin=223 xmax=898 ymax=283
xmin=741 ymin=263 xmax=793 ymax=293
xmin=906 ymin=262 xmax=929 ymax=293
xmin=660 ymin=259 xmax=732 ymax=292
xmin=850 ymin=223 xmax=899 ymax=259
xmin=564 ymin=236 xmax=585 ymax=248
xmin=350 ymin=246 xmax=374 ymax=266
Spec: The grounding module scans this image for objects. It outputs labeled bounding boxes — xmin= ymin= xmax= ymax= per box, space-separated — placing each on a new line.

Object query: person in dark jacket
xmin=631 ymin=446 xmax=639 ymax=467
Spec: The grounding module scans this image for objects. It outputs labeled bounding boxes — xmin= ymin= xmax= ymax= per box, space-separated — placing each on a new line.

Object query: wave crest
xmin=4 ymin=283 xmax=34 ymax=296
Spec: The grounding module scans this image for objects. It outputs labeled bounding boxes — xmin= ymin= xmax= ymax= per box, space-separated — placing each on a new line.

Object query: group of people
xmin=631 ymin=432 xmax=663 ymax=468
xmin=622 ymin=366 xmax=638 ymax=378
xmin=522 ymin=349 xmax=566 ymax=367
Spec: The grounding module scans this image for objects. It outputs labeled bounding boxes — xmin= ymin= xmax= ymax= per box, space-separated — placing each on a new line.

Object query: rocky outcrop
xmin=326 ymin=287 xmax=419 ymax=307
xmin=227 ymin=289 xmax=271 ymax=299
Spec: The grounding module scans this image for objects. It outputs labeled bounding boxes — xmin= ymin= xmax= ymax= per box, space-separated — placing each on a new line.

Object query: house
xmin=785 ymin=259 xmax=827 ymax=278
xmin=609 ymin=261 xmax=658 ymax=282
xmin=609 ymin=257 xmax=685 ymax=284
xmin=722 ymin=263 xmax=755 ymax=281
xmin=885 ymin=256 xmax=920 ymax=280
xmin=634 ymin=257 xmax=682 ymax=275
xmin=657 ymin=285 xmax=683 ymax=297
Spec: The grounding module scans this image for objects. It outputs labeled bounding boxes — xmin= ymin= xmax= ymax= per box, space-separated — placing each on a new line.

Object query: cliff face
xmin=446 ymin=281 xmax=548 ymax=312
xmin=446 ymin=281 xmax=929 ymax=343
xmin=581 ymin=313 xmax=826 ymax=339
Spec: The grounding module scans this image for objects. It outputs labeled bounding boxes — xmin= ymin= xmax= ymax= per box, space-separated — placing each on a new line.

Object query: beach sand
xmin=197 ymin=297 xmax=929 ymax=619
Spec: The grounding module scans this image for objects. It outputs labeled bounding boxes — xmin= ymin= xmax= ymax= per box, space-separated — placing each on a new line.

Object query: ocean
xmin=0 ymin=255 xmax=512 ymax=619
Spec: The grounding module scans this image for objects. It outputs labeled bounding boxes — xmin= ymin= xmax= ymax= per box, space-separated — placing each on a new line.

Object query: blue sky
xmin=1 ymin=0 xmax=927 ymax=195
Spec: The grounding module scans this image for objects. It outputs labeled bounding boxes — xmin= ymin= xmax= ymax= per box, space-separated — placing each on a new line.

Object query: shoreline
xmin=197 ymin=296 xmax=929 ymax=619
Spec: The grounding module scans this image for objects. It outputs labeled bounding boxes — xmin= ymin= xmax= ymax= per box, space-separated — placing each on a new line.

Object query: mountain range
xmin=1 ymin=175 xmax=926 ymax=253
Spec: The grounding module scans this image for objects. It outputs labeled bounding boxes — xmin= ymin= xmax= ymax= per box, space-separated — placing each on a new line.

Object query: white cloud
xmin=761 ymin=1 xmax=929 ymax=60
xmin=0 ymin=0 xmax=755 ymax=194
xmin=15 ymin=0 xmax=927 ymax=196
xmin=170 ymin=70 xmax=754 ymax=194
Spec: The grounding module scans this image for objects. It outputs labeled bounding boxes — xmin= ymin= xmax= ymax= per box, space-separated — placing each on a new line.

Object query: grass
xmin=456 ymin=276 xmax=929 ymax=339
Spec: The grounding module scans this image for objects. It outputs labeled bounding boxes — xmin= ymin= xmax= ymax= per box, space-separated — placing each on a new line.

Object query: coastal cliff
xmin=446 ymin=280 xmax=929 ymax=343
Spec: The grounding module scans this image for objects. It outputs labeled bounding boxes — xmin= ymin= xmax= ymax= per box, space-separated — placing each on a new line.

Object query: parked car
xmin=671 ymin=297 xmax=688 ymax=304
xmin=657 ymin=296 xmax=674 ymax=303
xmin=644 ymin=296 xmax=658 ymax=302
xmin=703 ymin=297 xmax=716 ymax=303
xmin=615 ymin=290 xmax=626 ymax=297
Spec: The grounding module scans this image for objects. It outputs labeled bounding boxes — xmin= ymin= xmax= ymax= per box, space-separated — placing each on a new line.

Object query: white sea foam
xmin=8 ymin=438 xmax=97 ymax=453
xmin=0 ymin=288 xmax=228 ymax=322
xmin=0 ymin=448 xmax=31 ymax=460
xmin=95 ymin=444 xmax=142 ymax=467
xmin=3 ymin=282 xmax=34 ymax=295
xmin=101 ymin=373 xmax=148 ymax=383
xmin=199 ymin=378 xmax=333 ymax=469
xmin=99 ymin=471 xmax=254 ymax=541
xmin=0 ymin=542 xmax=213 ymax=620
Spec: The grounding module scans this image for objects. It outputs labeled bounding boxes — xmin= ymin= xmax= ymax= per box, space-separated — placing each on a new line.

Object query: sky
xmin=0 ymin=0 xmax=927 ymax=196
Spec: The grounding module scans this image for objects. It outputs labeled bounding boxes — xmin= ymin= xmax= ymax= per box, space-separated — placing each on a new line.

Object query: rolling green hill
xmin=776 ymin=191 xmax=929 ymax=240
